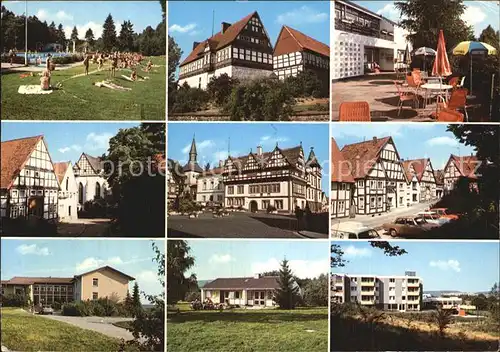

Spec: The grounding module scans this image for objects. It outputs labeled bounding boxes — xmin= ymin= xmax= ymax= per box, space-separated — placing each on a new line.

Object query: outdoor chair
xmin=406 ymin=75 xmax=422 ymax=108
xmin=394 ymin=81 xmax=418 ymax=116
xmin=436 ymin=108 xmax=464 ymax=122
xmin=443 ymin=88 xmax=469 ymax=121
xmin=448 ymin=77 xmax=459 ymax=89
xmin=339 ymin=101 xmax=371 ymax=121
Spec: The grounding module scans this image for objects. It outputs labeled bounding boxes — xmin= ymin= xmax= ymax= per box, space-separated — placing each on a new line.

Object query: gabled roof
xmin=53 ymin=161 xmax=71 ymax=184
xmin=180 ymin=11 xmax=257 ymax=66
xmin=274 ymin=25 xmax=330 ymax=58
xmin=225 ymin=145 xmax=304 ymax=171
xmin=331 ymin=138 xmax=354 ymax=183
xmin=83 ymin=153 xmax=104 ymax=173
xmin=402 ymin=159 xmax=429 ymax=182
xmin=1 ymin=135 xmax=43 ymax=190
xmin=202 ymin=276 xmax=280 ymax=290
xmin=74 ymin=265 xmax=135 ymax=281
xmin=340 ymin=137 xmax=392 ymax=179
xmin=447 ymin=154 xmax=479 ymax=179
xmin=306 ymin=148 xmax=321 ymax=168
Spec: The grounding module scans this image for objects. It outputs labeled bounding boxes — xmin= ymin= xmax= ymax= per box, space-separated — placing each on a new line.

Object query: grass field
xmin=0 ymin=308 xmax=138 ymax=351
xmin=167 ymin=305 xmax=328 ymax=351
xmin=1 ymin=56 xmax=165 ymax=120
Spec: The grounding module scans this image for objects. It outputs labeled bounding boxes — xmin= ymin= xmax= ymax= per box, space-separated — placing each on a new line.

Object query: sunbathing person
xmin=130 ymin=68 xmax=137 ymax=81
xmin=146 ymin=60 xmax=153 ymax=72
xmin=40 ymin=70 xmax=51 ymax=90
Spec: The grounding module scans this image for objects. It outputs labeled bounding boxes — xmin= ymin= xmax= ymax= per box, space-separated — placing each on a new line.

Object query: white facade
xmin=201 ymin=288 xmax=276 ymax=307
xmin=331 ymin=182 xmax=353 ymax=218
xmin=196 ymin=173 xmax=225 ymax=205
xmin=57 ymin=162 xmax=79 ymax=221
xmin=74 ymin=154 xmax=109 ymax=207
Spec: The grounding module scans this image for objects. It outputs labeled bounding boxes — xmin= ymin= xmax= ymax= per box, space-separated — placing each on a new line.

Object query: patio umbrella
xmin=431 ymin=30 xmax=452 ymax=115
xmin=413 ymin=47 xmax=437 ymax=72
xmin=452 ymin=41 xmax=497 ymax=97
xmin=404 ymin=44 xmax=411 ymax=73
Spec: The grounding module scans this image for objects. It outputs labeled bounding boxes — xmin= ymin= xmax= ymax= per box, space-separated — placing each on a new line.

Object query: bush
xmin=51 ymin=54 xmax=84 ymax=65
xmin=62 ymin=303 xmax=84 ymax=316
xmin=284 ymin=70 xmax=328 ymax=99
xmin=1 ymin=293 xmax=30 ymax=307
xmin=62 ymin=298 xmax=121 ymax=317
xmin=207 ymin=73 xmax=239 ymax=107
xmin=51 ymin=301 xmax=62 ymax=311
xmin=169 ymin=82 xmax=210 ymax=113
xmin=0 ymin=54 xmax=24 ymax=64
xmin=267 ymin=205 xmax=277 ymax=213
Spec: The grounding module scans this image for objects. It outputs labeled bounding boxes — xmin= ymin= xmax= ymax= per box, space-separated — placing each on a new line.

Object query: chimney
xmin=219 ymin=160 xmax=223 ymax=168
xmin=372 ymin=136 xmax=377 ymax=143
xmin=221 ymin=22 xmax=231 ymax=34
xmin=256 ymin=145 xmax=263 ymax=156
xmin=192 ymin=41 xmax=201 ymax=51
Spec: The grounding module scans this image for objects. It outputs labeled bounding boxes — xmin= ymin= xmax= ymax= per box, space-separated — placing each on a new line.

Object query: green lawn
xmin=1 ymin=56 xmax=165 ymax=120
xmin=1 ymin=308 xmax=138 ymax=351
xmin=167 ymin=307 xmax=328 ymax=351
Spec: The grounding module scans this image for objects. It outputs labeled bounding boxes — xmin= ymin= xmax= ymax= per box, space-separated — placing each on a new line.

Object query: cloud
xmin=377 ymin=3 xmax=400 ymax=21
xmin=331 ymin=124 xmax=433 ymax=140
xmin=133 ymin=270 xmax=163 ymax=302
xmin=343 ymin=245 xmax=372 ymax=258
xmin=258 ymin=135 xmax=289 ymax=147
xmin=462 ymin=6 xmax=487 ymax=27
xmin=85 ymin=132 xmax=112 ymax=151
xmin=56 ymin=10 xmax=73 ymax=21
xmin=251 ymin=258 xmax=328 ymax=279
xmin=16 ymin=244 xmax=50 ymax=256
xmin=276 ymin=6 xmax=328 ymax=25
xmin=426 ymin=136 xmax=458 ymax=147
xmin=209 ymin=254 xmax=233 ymax=264
xmin=76 ymin=256 xmax=124 ymax=271
xmin=429 ymin=259 xmax=461 ymax=272
xmin=182 ymin=139 xmax=215 ymax=154
xmin=64 ymin=22 xmax=103 ymax=40
xmin=169 ymin=23 xmax=198 ymax=34
xmin=58 ymin=144 xmax=82 ymax=154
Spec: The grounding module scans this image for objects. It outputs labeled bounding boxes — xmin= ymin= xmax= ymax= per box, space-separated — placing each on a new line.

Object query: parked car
xmin=430 ymin=208 xmax=459 ymax=220
xmin=382 ymin=216 xmax=439 ymax=237
xmin=417 ymin=211 xmax=450 ymax=226
xmin=36 ymin=305 xmax=54 ymax=315
xmin=331 ymin=221 xmax=380 ymax=239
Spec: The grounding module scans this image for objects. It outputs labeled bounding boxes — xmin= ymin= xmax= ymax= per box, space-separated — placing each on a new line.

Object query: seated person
xmin=40 ymin=69 xmax=51 ymax=90
xmin=130 ymin=68 xmax=137 ymax=81
xmin=146 ymin=60 xmax=153 ymax=72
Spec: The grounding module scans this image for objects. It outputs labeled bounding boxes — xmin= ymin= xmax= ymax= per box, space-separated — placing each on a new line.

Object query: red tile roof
xmin=203 ymin=276 xmax=280 ymax=290
xmin=331 ymin=138 xmax=354 ymax=183
xmin=4 ymin=277 xmax=74 ymax=285
xmin=274 ymin=25 xmax=330 ymax=57
xmin=402 ymin=158 xmax=428 ymax=182
xmin=340 ymin=137 xmax=391 ymax=179
xmin=180 ymin=12 xmax=256 ymax=66
xmin=53 ymin=161 xmax=70 ymax=184
xmin=449 ymin=154 xmax=479 ymax=179
xmin=1 ymin=136 xmax=43 ymax=190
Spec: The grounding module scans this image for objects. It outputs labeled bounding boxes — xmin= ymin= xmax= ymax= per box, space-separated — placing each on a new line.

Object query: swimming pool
xmin=15 ymin=52 xmax=72 ymax=65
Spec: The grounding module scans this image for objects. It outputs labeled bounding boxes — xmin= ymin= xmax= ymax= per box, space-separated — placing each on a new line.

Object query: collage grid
xmin=0 ymin=0 xmax=499 ymax=351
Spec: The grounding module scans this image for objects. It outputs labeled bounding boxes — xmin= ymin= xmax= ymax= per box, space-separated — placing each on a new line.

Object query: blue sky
xmin=1 ymin=122 xmax=142 ymax=166
xmin=0 ymin=239 xmax=164 ymax=302
xmin=168 ymin=123 xmax=330 ymax=192
xmin=168 ymin=1 xmax=329 ymax=64
xmin=331 ymin=241 xmax=499 ymax=292
xmin=3 ymin=0 xmax=163 ymax=40
xmin=331 ymin=124 xmax=475 ymax=170
xmin=356 ymin=1 xmax=499 ymax=37
xmin=186 ymin=240 xmax=329 ymax=281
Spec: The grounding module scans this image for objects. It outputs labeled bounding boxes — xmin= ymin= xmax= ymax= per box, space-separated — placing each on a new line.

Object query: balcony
xmin=407 ymin=281 xmax=420 ymax=287
xmin=360 ymin=299 xmax=375 ymax=305
xmin=360 ymin=289 xmax=375 ymax=295
xmin=360 ymin=281 xmax=375 ymax=286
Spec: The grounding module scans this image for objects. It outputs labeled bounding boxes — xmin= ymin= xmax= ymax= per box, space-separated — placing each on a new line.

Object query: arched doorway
xmin=249 ymin=201 xmax=258 ymax=213
xmin=78 ymin=183 xmax=84 ymax=204
xmin=95 ymin=182 xmax=101 ymax=199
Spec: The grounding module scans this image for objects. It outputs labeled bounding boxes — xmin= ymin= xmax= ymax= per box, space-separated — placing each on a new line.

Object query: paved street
xmin=57 ymin=218 xmax=112 ymax=236
xmin=40 ymin=315 xmax=135 ymax=341
xmin=332 ymin=201 xmax=435 ymax=236
xmin=168 ymin=212 xmax=328 ymax=239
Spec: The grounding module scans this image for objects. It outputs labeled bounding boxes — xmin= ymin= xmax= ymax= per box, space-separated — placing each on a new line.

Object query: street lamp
xmin=24 ymin=0 xmax=28 ymax=66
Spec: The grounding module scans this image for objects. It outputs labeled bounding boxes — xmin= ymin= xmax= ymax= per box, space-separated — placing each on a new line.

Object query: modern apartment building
xmin=332 ymin=0 xmax=410 ymax=79
xmin=331 ymin=271 xmax=422 ymax=311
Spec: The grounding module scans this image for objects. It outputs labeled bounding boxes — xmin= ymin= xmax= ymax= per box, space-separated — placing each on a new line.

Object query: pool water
xmin=15 ymin=52 xmax=72 ymax=65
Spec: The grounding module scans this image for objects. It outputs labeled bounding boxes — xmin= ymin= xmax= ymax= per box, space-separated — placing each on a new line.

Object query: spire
xmin=188 ymin=136 xmax=197 ymax=163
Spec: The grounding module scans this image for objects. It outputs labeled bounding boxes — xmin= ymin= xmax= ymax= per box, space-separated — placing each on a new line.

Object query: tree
xmin=395 ymin=0 xmax=473 ymax=51
xmin=273 ymin=259 xmax=300 ymax=309
xmin=57 ymin=23 xmax=66 ymax=46
xmin=159 ymin=0 xmax=166 ymax=21
xmin=102 ymin=14 xmax=117 ymax=51
xmin=302 ymin=274 xmax=328 ymax=307
xmin=479 ymin=25 xmax=500 ymax=50
xmin=85 ymin=28 xmax=95 ymax=49
xmin=332 ymin=242 xmax=407 ymax=268
xmin=168 ymin=36 xmax=182 ymax=87
xmin=70 ymin=26 xmax=79 ymax=42
xmin=204 ymin=163 xmax=211 ymax=172
xmin=167 ymin=240 xmax=197 ymax=305
xmin=131 ymin=282 xmax=143 ymax=317
xmin=431 ymin=306 xmax=453 ymax=338
xmin=124 ymin=290 xmax=133 ymax=315
xmin=207 ymin=74 xmax=239 ymax=107
xmin=118 ymin=20 xmax=135 ymax=51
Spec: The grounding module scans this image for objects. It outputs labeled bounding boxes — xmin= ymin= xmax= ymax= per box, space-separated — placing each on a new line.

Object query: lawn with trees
xmin=1 ymin=3 xmax=166 ymax=120
xmin=167 ymin=241 xmax=328 ymax=351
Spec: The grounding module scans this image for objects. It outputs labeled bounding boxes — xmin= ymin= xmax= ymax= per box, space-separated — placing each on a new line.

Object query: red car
xmin=430 ymin=208 xmax=459 ymax=220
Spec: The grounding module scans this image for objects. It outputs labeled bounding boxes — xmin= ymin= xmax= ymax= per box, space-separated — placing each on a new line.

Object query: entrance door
xmin=249 ymin=200 xmax=258 ymax=213
xmin=68 ymin=206 xmax=71 ymax=217
xmin=219 ymin=291 xmax=225 ymax=304
xmin=254 ymin=291 xmax=265 ymax=306
xmin=28 ymin=197 xmax=44 ymax=217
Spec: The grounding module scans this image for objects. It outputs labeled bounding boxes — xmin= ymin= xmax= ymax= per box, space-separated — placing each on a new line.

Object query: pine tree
xmin=132 ymin=281 xmax=143 ymax=317
xmin=479 ymin=25 xmax=500 ymax=50
xmin=274 ymin=258 xmax=300 ymax=310
xmin=118 ymin=20 xmax=135 ymax=51
xmin=102 ymin=14 xmax=117 ymax=51
xmin=124 ymin=290 xmax=133 ymax=315
xmin=70 ymin=26 xmax=79 ymax=42
xmin=57 ymin=23 xmax=66 ymax=46
xmin=85 ymin=28 xmax=95 ymax=49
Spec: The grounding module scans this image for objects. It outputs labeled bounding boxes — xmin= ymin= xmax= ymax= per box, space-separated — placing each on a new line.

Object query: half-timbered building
xmin=222 ymin=143 xmax=322 ymax=213
xmin=402 ymin=159 xmax=438 ymax=203
xmin=443 ymin=154 xmax=479 ymax=193
xmin=54 ymin=161 xmax=79 ymax=221
xmin=73 ymin=153 xmax=109 ymax=207
xmin=331 ymin=138 xmax=355 ymax=218
xmin=1 ymin=136 xmax=59 ymax=222
xmin=178 ymin=11 xmax=274 ymax=89
xmin=340 ymin=136 xmax=407 ymax=215
xmin=273 ymin=25 xmax=329 ymax=81
xmin=434 ymin=170 xmax=444 ymax=198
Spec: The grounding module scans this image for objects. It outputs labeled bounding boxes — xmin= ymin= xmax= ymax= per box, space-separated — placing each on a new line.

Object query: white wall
xmin=58 ymin=164 xmax=79 ymax=221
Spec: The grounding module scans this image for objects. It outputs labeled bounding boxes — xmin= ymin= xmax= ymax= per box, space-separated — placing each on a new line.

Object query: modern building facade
xmin=1 ymin=136 xmax=59 ymax=222
xmin=273 ymin=25 xmax=329 ymax=81
xmin=54 ymin=161 xmax=79 ymax=221
xmin=332 ymin=0 xmax=411 ymax=79
xmin=73 ymin=153 xmax=109 ymax=208
xmin=331 ymin=271 xmax=422 ymax=311
xmin=1 ymin=266 xmax=135 ymax=305
xmin=178 ymin=11 xmax=274 ymax=89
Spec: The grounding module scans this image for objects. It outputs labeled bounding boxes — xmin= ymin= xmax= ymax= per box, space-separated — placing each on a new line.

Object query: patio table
xmin=421 ymin=83 xmax=453 ymax=109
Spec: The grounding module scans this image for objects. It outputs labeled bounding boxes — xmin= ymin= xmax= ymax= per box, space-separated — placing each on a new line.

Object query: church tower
xmin=182 ymin=137 xmax=203 ymax=196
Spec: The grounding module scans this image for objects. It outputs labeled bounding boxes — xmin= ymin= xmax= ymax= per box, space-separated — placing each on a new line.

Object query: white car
xmin=331 ymin=221 xmax=380 ymax=239
xmin=417 ymin=211 xmax=450 ymax=226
